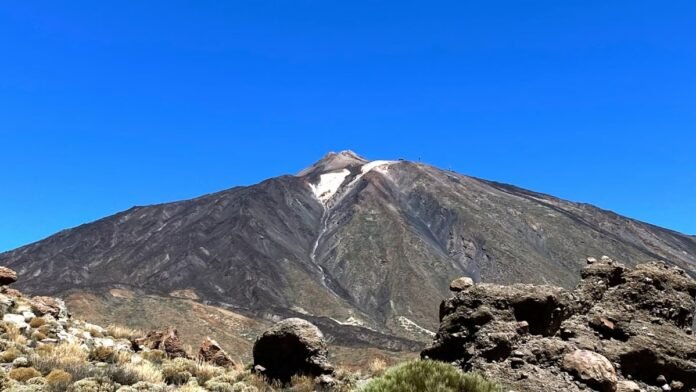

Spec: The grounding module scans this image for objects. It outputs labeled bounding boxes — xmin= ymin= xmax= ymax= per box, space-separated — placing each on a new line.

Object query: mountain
xmin=1 ymin=151 xmax=694 ymax=354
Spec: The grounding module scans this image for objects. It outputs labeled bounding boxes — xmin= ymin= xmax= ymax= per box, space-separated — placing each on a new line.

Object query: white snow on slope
xmin=361 ymin=160 xmax=394 ymax=174
xmin=309 ymin=169 xmax=350 ymax=203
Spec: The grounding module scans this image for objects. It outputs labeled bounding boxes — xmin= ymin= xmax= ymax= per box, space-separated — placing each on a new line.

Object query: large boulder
xmin=0 ymin=267 xmax=17 ymax=286
xmin=199 ymin=337 xmax=235 ymax=368
xmin=422 ymin=258 xmax=696 ymax=392
xmin=253 ymin=318 xmax=333 ymax=382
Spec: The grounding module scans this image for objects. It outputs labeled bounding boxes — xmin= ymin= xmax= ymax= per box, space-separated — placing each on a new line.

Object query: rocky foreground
xmin=1 ymin=256 xmax=695 ymax=392
xmin=423 ymin=257 xmax=696 ymax=391
xmin=0 ymin=266 xmax=362 ymax=391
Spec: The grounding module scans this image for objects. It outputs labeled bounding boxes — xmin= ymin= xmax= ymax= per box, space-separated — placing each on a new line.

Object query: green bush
xmin=360 ymin=360 xmax=502 ymax=392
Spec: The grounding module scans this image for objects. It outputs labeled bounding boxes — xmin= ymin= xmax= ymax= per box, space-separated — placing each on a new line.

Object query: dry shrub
xmin=141 ymin=350 xmax=166 ymax=364
xmin=31 ymin=342 xmax=94 ymax=382
xmin=46 ymin=369 xmax=72 ymax=390
xmin=9 ymin=367 xmax=42 ymax=382
xmin=0 ymin=347 xmax=22 ymax=362
xmin=106 ymin=325 xmax=143 ymax=341
xmin=122 ymin=361 xmax=164 ymax=384
xmin=36 ymin=344 xmax=54 ymax=356
xmin=368 ymin=358 xmax=388 ymax=376
xmin=89 ymin=346 xmax=117 ymax=363
xmin=162 ymin=358 xmax=196 ymax=385
xmin=177 ymin=382 xmax=207 ymax=392
xmin=52 ymin=342 xmax=88 ymax=363
xmin=29 ymin=317 xmax=47 ymax=328
xmin=38 ymin=324 xmax=54 ymax=335
xmin=289 ymin=375 xmax=314 ymax=392
xmin=193 ymin=361 xmax=225 ymax=384
xmin=1 ymin=322 xmax=27 ymax=345
xmin=241 ymin=373 xmax=278 ymax=392
xmin=31 ymin=330 xmax=48 ymax=341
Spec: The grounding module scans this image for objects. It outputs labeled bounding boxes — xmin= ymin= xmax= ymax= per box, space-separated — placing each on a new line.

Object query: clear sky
xmin=1 ymin=1 xmax=694 ymax=252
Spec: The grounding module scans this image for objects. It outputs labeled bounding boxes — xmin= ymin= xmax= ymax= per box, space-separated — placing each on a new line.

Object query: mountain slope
xmin=1 ymin=151 xmax=694 ymax=345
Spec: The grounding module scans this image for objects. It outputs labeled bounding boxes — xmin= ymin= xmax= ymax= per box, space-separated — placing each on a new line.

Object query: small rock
xmin=12 ymin=357 xmax=29 ymax=367
xmin=616 ymin=380 xmax=641 ymax=392
xmin=315 ymin=374 xmax=337 ymax=388
xmin=3 ymin=313 xmax=29 ymax=330
xmin=587 ymin=257 xmax=597 ymax=264
xmin=22 ymin=311 xmax=36 ymax=322
xmin=657 ymin=375 xmax=667 ymax=384
xmin=449 ymin=277 xmax=474 ymax=292
xmin=510 ymin=357 xmax=525 ymax=369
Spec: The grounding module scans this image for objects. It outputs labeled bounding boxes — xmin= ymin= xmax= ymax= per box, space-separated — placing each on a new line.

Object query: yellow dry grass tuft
xmin=106 ymin=324 xmax=143 ymax=340
xmin=122 ymin=361 xmax=164 ymax=384
xmin=8 ymin=367 xmax=42 ymax=382
xmin=368 ymin=357 xmax=388 ymax=376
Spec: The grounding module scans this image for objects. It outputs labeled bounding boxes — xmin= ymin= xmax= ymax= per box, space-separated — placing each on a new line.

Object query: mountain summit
xmin=1 ymin=152 xmax=694 ymax=347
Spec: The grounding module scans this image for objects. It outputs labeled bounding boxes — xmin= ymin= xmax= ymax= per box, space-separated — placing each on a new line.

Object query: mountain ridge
xmin=1 ymin=151 xmax=694 ymax=349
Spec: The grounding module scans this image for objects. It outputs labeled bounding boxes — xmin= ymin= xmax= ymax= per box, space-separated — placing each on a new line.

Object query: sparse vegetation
xmin=360 ymin=360 xmax=502 ymax=392
xmin=0 ymin=265 xmax=507 ymax=392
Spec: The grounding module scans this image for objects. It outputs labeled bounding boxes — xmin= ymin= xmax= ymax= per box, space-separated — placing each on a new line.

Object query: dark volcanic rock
xmin=423 ymin=257 xmax=696 ymax=392
xmin=0 ymin=267 xmax=17 ymax=286
xmin=253 ymin=318 xmax=333 ymax=383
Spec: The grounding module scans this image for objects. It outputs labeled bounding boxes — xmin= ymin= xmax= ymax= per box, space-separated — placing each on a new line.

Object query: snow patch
xmin=309 ymin=169 xmax=351 ymax=204
xmin=397 ymin=316 xmax=436 ymax=337
xmin=361 ymin=160 xmax=394 ymax=174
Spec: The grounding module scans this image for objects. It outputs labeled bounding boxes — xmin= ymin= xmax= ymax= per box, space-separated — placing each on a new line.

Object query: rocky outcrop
xmin=0 ymin=266 xmax=17 ymax=286
xmin=199 ymin=337 xmax=235 ymax=368
xmin=253 ymin=318 xmax=333 ymax=383
xmin=136 ymin=327 xmax=189 ymax=359
xmin=30 ymin=296 xmax=69 ymax=319
xmin=422 ymin=257 xmax=696 ymax=392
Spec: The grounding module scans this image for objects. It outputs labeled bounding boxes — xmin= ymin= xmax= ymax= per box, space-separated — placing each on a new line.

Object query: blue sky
xmin=1 ymin=1 xmax=695 ymax=251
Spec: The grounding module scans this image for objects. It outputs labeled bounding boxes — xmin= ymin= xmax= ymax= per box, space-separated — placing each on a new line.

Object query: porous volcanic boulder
xmin=253 ymin=318 xmax=333 ymax=382
xmin=199 ymin=337 xmax=235 ymax=367
xmin=422 ymin=258 xmax=696 ymax=392
xmin=0 ymin=267 xmax=17 ymax=286
xmin=136 ymin=327 xmax=188 ymax=359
